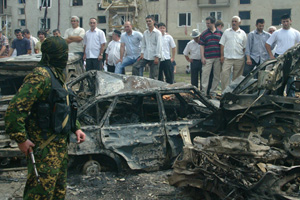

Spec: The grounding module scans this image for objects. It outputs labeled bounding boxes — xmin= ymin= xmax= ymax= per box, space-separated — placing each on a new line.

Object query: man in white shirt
xmin=22 ymin=29 xmax=38 ymax=54
xmin=132 ymin=15 xmax=162 ymax=79
xmin=83 ymin=18 xmax=106 ymax=71
xmin=106 ymin=30 xmax=121 ymax=73
xmin=157 ymin=22 xmax=176 ymax=84
xmin=64 ymin=16 xmax=85 ymax=56
xmin=266 ymin=14 xmax=300 ymax=96
xmin=115 ymin=21 xmax=143 ymax=74
xmin=219 ymin=16 xmax=247 ymax=91
xmin=183 ymin=29 xmax=202 ymax=88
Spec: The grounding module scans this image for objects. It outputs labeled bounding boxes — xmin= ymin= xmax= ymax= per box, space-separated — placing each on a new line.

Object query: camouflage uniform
xmin=5 ymin=37 xmax=79 ymax=200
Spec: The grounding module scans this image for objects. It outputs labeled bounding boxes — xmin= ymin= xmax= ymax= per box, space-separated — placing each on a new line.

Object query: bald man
xmin=115 ymin=21 xmax=143 ymax=74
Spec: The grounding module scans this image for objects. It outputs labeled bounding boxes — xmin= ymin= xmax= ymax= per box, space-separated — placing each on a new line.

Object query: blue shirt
xmin=245 ymin=30 xmax=271 ymax=63
xmin=120 ymin=30 xmax=143 ymax=59
xmin=11 ymin=37 xmax=31 ymax=56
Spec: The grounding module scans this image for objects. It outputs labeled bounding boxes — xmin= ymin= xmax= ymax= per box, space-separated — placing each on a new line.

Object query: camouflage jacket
xmin=5 ymin=66 xmax=80 ymax=144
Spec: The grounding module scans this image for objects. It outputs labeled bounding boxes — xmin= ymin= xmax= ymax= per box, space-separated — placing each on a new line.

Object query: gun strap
xmin=38 ymin=134 xmax=56 ymax=151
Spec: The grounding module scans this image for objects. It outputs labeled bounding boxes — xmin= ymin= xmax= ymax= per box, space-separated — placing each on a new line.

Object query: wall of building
xmin=7 ymin=0 xmax=108 ymax=39
xmin=3 ymin=0 xmax=300 ymax=70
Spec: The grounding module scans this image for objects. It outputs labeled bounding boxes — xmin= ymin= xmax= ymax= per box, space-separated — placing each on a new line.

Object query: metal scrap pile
xmin=169 ymin=44 xmax=300 ymax=199
xmin=169 ymin=131 xmax=300 ymax=199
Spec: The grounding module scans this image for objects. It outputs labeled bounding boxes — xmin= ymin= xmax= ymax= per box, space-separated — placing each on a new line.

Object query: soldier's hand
xmin=75 ymin=129 xmax=86 ymax=144
xmin=18 ymin=139 xmax=35 ymax=156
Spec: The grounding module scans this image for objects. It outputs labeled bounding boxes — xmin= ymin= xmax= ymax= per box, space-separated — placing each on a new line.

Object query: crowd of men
xmin=184 ymin=14 xmax=300 ymax=98
xmin=1 ymin=13 xmax=300 ymax=97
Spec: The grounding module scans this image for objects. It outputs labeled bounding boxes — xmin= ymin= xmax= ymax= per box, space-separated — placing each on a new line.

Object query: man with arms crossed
xmin=115 ymin=21 xmax=143 ymax=74
xmin=132 ymin=15 xmax=162 ymax=79
xmin=64 ymin=16 xmax=85 ymax=58
xmin=83 ymin=18 xmax=106 ymax=71
xmin=266 ymin=14 xmax=300 ymax=96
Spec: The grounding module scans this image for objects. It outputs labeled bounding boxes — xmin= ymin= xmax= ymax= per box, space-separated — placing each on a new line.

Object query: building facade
xmin=0 ymin=0 xmax=299 ymax=68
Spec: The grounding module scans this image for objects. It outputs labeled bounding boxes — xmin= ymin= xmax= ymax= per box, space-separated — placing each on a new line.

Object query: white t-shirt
xmin=64 ymin=27 xmax=85 ymax=53
xmin=106 ymin=40 xmax=121 ymax=66
xmin=161 ymin=34 xmax=176 ymax=60
xmin=266 ymin=28 xmax=300 ymax=55
xmin=183 ymin=40 xmax=201 ymax=60
xmin=219 ymin=28 xmax=247 ymax=59
xmin=84 ymin=28 xmax=107 ymax=58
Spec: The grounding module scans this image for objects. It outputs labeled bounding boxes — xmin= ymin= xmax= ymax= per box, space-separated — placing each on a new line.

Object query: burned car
xmin=168 ymin=44 xmax=300 ymax=199
xmin=0 ymin=67 xmax=217 ymax=173
xmin=67 ymin=71 xmax=217 ymax=174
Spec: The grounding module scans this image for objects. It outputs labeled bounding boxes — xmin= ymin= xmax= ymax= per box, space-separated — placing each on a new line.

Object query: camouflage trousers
xmin=24 ymin=139 xmax=68 ymax=200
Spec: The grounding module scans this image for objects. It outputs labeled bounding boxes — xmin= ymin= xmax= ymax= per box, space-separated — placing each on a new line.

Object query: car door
xmin=100 ymin=93 xmax=168 ymax=171
xmin=69 ymin=98 xmax=114 ymax=155
xmin=159 ymin=90 xmax=211 ymax=159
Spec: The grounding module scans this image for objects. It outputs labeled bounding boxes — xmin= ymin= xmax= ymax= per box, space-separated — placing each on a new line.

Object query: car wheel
xmin=82 ymin=160 xmax=101 ymax=176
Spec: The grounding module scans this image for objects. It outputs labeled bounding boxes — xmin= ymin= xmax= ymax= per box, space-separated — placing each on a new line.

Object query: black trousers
xmin=86 ymin=58 xmax=102 ymax=71
xmin=107 ymin=64 xmax=115 ymax=73
xmin=190 ymin=59 xmax=202 ymax=89
xmin=158 ymin=59 xmax=173 ymax=84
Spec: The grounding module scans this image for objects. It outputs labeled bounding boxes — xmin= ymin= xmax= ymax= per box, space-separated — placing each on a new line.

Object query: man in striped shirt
xmin=199 ymin=16 xmax=223 ymax=97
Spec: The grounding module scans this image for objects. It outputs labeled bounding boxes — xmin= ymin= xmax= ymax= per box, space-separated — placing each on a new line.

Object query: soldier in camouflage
xmin=5 ymin=36 xmax=86 ymax=200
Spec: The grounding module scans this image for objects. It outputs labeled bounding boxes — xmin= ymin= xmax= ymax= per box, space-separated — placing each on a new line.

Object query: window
xmin=210 ymin=11 xmax=222 ymax=20
xmin=161 ymin=91 xmax=205 ymax=121
xmin=148 ymin=0 xmax=159 ymax=1
xmin=72 ymin=0 xmax=82 ymax=6
xmin=79 ymin=17 xmax=83 ymax=27
xmin=98 ymin=16 xmax=106 ymax=24
xmin=39 ymin=18 xmax=50 ymax=29
xmin=272 ymin=9 xmax=291 ymax=26
xmin=97 ymin=3 xmax=105 ymax=10
xmin=150 ymin=14 xmax=159 ymax=23
xmin=102 ymin=29 xmax=106 ymax=35
xmin=240 ymin=25 xmax=250 ymax=33
xmin=109 ymin=95 xmax=160 ymax=125
xmin=239 ymin=11 xmax=250 ymax=20
xmin=18 ymin=0 xmax=25 ymax=3
xmin=19 ymin=8 xmax=25 ymax=15
xmin=18 ymin=19 xmax=26 ymax=26
xmin=39 ymin=0 xmax=51 ymax=8
xmin=240 ymin=0 xmax=250 ymax=4
xmin=177 ymin=40 xmax=190 ymax=54
xmin=178 ymin=13 xmax=191 ymax=27
xmin=78 ymin=100 xmax=112 ymax=126
xmin=209 ymin=0 xmax=216 ymax=4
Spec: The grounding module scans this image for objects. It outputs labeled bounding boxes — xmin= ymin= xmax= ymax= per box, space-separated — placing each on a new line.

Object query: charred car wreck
xmin=0 ymin=66 xmax=217 ymax=173
xmin=169 ymin=44 xmax=300 ymax=199
xmin=67 ymin=71 xmax=217 ymax=174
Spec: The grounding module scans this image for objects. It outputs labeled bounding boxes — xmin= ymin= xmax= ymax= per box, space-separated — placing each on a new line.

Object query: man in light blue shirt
xmin=115 ymin=21 xmax=143 ymax=74
xmin=244 ymin=18 xmax=271 ymax=76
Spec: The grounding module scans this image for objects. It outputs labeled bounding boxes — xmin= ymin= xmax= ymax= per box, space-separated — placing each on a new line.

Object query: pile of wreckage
xmin=0 ymin=43 xmax=300 ymax=199
xmin=169 ymin=44 xmax=300 ymax=199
